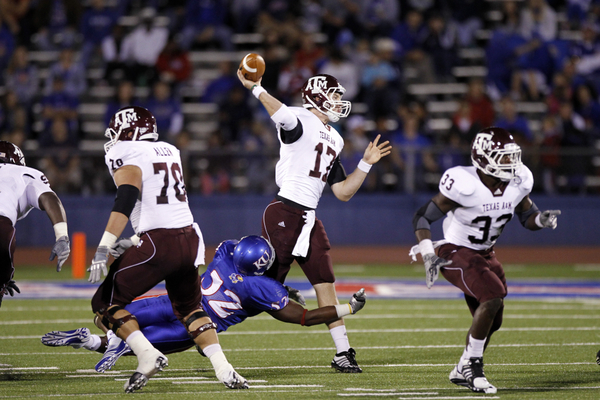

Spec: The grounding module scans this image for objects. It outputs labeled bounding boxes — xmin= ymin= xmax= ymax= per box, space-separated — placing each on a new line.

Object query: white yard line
xmin=2 ymin=326 xmax=599 ymax=341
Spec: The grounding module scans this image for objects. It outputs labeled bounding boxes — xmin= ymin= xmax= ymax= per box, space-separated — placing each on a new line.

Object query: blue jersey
xmin=125 ymin=240 xmax=289 ymax=353
xmin=201 ymin=240 xmax=289 ymax=332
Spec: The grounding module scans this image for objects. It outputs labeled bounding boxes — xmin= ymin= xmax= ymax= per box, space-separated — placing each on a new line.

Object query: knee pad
xmin=101 ymin=305 xmax=138 ymax=334
xmin=184 ymin=310 xmax=216 ymax=340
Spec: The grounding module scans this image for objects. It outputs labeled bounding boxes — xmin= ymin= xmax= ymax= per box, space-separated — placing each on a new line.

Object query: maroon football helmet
xmin=471 ymin=127 xmax=522 ymax=181
xmin=104 ymin=106 xmax=159 ymax=153
xmin=0 ymin=140 xmax=25 ymax=166
xmin=300 ymin=74 xmax=351 ymax=122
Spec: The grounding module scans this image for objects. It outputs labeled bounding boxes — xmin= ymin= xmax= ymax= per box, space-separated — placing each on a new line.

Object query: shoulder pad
xmin=440 ymin=166 xmax=477 ymax=197
xmin=516 ymin=165 xmax=534 ymax=192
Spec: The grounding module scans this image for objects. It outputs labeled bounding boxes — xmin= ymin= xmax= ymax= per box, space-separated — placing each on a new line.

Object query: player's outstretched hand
xmin=423 ymin=254 xmax=452 ymax=289
xmin=349 ymin=288 xmax=366 ymax=314
xmin=0 ymin=280 xmax=20 ymax=309
xmin=362 ymin=134 xmax=392 ymax=165
xmin=236 ymin=69 xmax=262 ymax=89
xmin=88 ymin=246 xmax=109 ymax=283
xmin=49 ymin=235 xmax=70 ymax=272
xmin=538 ymin=210 xmax=561 ymax=229
xmin=110 ymin=236 xmax=138 ymax=259
xmin=4 ymin=280 xmax=20 ymax=297
xmin=284 ymin=285 xmax=306 ymax=306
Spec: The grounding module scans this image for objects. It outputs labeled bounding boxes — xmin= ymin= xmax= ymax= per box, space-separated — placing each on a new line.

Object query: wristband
xmin=53 ymin=222 xmax=68 ymax=240
xmin=335 ymin=304 xmax=352 ymax=318
xmin=300 ymin=309 xmax=307 ymax=326
xmin=534 ymin=213 xmax=544 ymax=228
xmin=419 ymin=239 xmax=435 ymax=256
xmin=252 ymin=85 xmax=266 ymax=99
xmin=99 ymin=231 xmax=118 ymax=248
xmin=357 ymin=159 xmax=372 ymax=173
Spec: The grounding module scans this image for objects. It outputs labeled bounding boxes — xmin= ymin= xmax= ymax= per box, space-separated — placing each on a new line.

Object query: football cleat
xmin=124 ymin=372 xmax=148 ymax=393
xmin=331 ymin=347 xmax=362 ymax=373
xmin=41 ymin=328 xmax=91 ymax=349
xmin=217 ymin=364 xmax=249 ymax=389
xmin=95 ymin=337 xmax=132 ymax=373
xmin=449 ymin=365 xmax=484 ymax=393
xmin=459 ymin=357 xmax=497 ymax=394
xmin=219 ymin=369 xmax=249 ymax=389
xmin=596 ymin=349 xmax=600 ymax=365
xmin=123 ymin=350 xmax=168 ymax=393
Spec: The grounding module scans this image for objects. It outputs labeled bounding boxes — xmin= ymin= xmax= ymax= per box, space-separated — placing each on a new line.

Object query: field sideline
xmin=1 ymin=262 xmax=599 ymax=399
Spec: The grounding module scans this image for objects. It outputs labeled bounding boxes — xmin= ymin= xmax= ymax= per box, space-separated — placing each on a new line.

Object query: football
xmin=239 ymin=53 xmax=265 ymax=82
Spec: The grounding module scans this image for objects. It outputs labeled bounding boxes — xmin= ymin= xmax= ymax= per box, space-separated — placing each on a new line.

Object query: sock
xmin=457 ymin=347 xmax=469 ymax=369
xmin=203 ymin=344 xmax=231 ymax=377
xmin=125 ymin=330 xmax=154 ymax=356
xmin=465 ymin=335 xmax=486 ymax=359
xmin=82 ymin=334 xmax=102 ymax=351
xmin=330 ymin=325 xmax=350 ymax=354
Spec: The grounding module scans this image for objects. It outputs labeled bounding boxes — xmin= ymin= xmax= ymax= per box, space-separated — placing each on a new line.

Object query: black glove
xmin=0 ymin=280 xmax=20 ymax=308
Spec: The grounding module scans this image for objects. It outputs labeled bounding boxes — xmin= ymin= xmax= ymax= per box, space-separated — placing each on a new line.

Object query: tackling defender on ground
xmin=42 ymin=235 xmax=366 ymax=373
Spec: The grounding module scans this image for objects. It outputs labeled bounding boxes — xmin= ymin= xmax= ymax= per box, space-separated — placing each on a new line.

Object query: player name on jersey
xmin=154 ymin=146 xmax=174 ymax=157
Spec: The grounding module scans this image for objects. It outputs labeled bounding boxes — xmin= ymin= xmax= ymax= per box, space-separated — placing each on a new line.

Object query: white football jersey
xmin=440 ymin=165 xmax=533 ymax=251
xmin=105 ymin=141 xmax=193 ymax=233
xmin=275 ymin=107 xmax=344 ymax=209
xmin=0 ymin=163 xmax=54 ymax=225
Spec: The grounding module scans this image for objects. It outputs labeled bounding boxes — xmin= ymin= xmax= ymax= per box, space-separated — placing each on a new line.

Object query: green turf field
xmin=1 ymin=263 xmax=599 ymax=399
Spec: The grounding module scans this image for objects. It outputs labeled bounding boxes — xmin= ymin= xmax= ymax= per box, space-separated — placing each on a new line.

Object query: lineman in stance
xmin=87 ymin=106 xmax=247 ymax=392
xmin=0 ymin=141 xmax=70 ymax=308
xmin=411 ymin=127 xmax=561 ymax=394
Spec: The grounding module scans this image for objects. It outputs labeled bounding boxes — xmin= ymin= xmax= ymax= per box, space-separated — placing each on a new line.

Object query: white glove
xmin=423 ymin=253 xmax=452 ymax=289
xmin=109 ymin=235 xmax=139 ymax=259
xmin=537 ymin=210 xmax=561 ymax=229
xmin=284 ymin=285 xmax=306 ymax=306
xmin=88 ymin=246 xmax=109 ymax=283
xmin=349 ymin=288 xmax=366 ymax=314
xmin=49 ymin=235 xmax=70 ymax=272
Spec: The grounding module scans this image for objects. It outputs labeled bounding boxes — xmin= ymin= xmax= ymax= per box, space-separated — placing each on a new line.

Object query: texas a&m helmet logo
xmin=473 ymin=132 xmax=494 ymax=153
xmin=114 ymin=108 xmax=140 ymax=132
xmin=304 ymin=76 xmax=329 ymax=94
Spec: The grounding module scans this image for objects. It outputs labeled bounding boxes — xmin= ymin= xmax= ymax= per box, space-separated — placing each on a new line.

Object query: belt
xmin=275 ymin=195 xmax=314 ymax=211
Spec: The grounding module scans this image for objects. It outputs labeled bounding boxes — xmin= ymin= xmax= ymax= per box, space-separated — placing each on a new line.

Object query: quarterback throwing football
xmin=411 ymin=127 xmax=561 ymax=394
xmin=237 ymin=70 xmax=391 ymax=373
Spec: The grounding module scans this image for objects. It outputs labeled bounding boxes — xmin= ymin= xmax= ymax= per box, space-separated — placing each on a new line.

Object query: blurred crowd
xmin=0 ymin=0 xmax=599 ymax=195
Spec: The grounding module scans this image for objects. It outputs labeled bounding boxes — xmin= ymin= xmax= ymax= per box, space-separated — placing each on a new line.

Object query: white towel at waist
xmin=192 ymin=222 xmax=205 ymax=266
xmin=292 ymin=210 xmax=315 ymax=257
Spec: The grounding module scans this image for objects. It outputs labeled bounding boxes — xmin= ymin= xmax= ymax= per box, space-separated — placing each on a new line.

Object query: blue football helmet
xmin=233 ymin=236 xmax=275 ymax=276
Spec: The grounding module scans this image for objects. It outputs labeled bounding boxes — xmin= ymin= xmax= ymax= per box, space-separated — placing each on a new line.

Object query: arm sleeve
xmin=327 ymin=157 xmax=347 ymax=186
xmin=271 ymin=104 xmax=303 ymax=144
